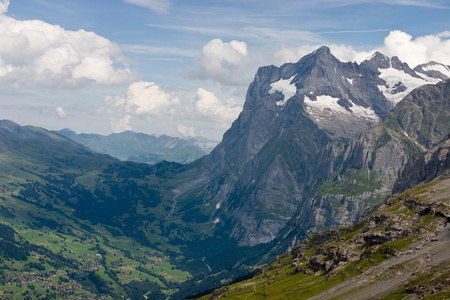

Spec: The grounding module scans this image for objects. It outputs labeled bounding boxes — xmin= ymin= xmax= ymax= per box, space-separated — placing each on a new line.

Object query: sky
xmin=0 ymin=0 xmax=449 ymax=141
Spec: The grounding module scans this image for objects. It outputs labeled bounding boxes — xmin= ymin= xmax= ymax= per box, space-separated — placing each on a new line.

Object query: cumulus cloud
xmin=55 ymin=107 xmax=67 ymax=119
xmin=0 ymin=10 xmax=133 ymax=88
xmin=108 ymin=81 xmax=180 ymax=115
xmin=123 ymin=0 xmax=170 ymax=13
xmin=380 ymin=30 xmax=450 ymax=67
xmin=105 ymin=81 xmax=180 ymax=132
xmin=195 ymin=88 xmax=242 ymax=124
xmin=111 ymin=115 xmax=132 ymax=133
xmin=188 ymin=39 xmax=254 ymax=86
xmin=104 ymin=83 xmax=242 ymax=139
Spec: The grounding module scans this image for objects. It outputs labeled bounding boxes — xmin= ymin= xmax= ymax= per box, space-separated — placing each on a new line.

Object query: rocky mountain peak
xmin=313 ymin=45 xmax=332 ymax=55
xmin=308 ymin=45 xmax=335 ymax=62
xmin=363 ymin=51 xmax=391 ymax=68
xmin=181 ymin=47 xmax=450 ymax=248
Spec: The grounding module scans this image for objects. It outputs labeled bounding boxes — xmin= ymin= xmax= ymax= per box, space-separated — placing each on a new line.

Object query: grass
xmin=316 ymin=168 xmax=383 ymax=198
xmin=0 ymin=191 xmax=192 ymax=299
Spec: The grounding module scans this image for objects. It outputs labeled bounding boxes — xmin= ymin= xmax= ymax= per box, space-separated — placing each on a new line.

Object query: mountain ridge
xmin=174 ymin=46 xmax=450 ymax=248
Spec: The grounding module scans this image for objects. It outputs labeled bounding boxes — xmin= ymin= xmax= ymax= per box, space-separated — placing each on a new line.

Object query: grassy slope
xmin=0 ymin=164 xmax=192 ymax=299
xmin=198 ymin=177 xmax=450 ymax=300
xmin=0 ymin=122 xmax=198 ymax=299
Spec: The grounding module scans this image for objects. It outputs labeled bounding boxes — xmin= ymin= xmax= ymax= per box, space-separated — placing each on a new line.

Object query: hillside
xmin=198 ymin=176 xmax=450 ymax=299
xmin=0 ymin=120 xmax=202 ymax=299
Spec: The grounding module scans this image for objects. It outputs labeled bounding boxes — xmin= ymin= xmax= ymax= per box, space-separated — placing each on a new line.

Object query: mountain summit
xmin=174 ymin=47 xmax=450 ymax=248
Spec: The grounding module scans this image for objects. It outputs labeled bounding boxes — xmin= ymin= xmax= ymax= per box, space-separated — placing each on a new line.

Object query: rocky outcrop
xmin=292 ymin=181 xmax=450 ymax=274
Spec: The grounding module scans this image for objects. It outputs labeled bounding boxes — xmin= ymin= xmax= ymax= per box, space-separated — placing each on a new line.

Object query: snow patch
xmin=213 ymin=218 xmax=220 ymax=224
xmin=215 ymin=202 xmax=221 ymax=210
xmin=347 ymin=78 xmax=353 ymax=85
xmin=304 ymin=95 xmax=348 ymax=114
xmin=304 ymin=95 xmax=379 ymax=122
xmin=377 ymin=67 xmax=431 ymax=105
xmin=422 ymin=63 xmax=450 ymax=78
xmin=348 ymin=100 xmax=380 ymax=122
xmin=416 ymin=72 xmax=442 ymax=84
xmin=269 ymin=75 xmax=297 ymax=107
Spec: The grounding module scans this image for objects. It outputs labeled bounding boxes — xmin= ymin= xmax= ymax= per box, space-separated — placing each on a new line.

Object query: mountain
xmin=57 ymin=129 xmax=209 ymax=164
xmin=1 ymin=46 xmax=450 ymax=299
xmin=198 ymin=140 xmax=450 ymax=299
xmin=172 ymin=46 xmax=450 ymax=249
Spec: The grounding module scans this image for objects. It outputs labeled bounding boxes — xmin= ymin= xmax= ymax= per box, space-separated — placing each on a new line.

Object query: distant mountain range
xmin=56 ymin=129 xmax=217 ymax=164
xmin=0 ymin=46 xmax=449 ymax=299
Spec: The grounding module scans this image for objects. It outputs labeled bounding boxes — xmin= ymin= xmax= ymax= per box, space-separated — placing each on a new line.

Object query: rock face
xmin=200 ymin=175 xmax=450 ymax=300
xmin=175 ymin=47 xmax=450 ymax=248
xmin=280 ymin=79 xmax=450 ymax=252
xmin=393 ymin=134 xmax=450 ymax=194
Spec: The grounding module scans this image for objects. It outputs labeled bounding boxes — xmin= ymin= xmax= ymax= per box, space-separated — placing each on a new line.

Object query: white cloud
xmin=380 ymin=30 xmax=450 ymax=67
xmin=270 ymin=45 xmax=322 ymax=66
xmin=123 ymin=0 xmax=170 ymax=13
xmin=105 ymin=81 xmax=180 ymax=132
xmin=104 ymin=83 xmax=242 ymax=139
xmin=438 ymin=31 xmax=450 ymax=38
xmin=108 ymin=81 xmax=180 ymax=116
xmin=56 ymin=106 xmax=67 ymax=119
xmin=195 ymin=88 xmax=242 ymax=124
xmin=0 ymin=13 xmax=134 ymax=88
xmin=188 ymin=39 xmax=254 ymax=86
xmin=111 ymin=115 xmax=132 ymax=133
xmin=177 ymin=124 xmax=195 ymax=137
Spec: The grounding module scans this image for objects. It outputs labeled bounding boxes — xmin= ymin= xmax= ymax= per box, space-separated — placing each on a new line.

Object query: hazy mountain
xmin=57 ymin=129 xmax=209 ymax=164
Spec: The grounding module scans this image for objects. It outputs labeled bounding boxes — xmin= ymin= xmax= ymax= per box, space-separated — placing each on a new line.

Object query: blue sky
xmin=0 ymin=0 xmax=449 ymax=140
